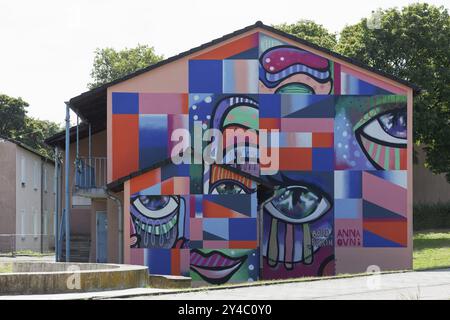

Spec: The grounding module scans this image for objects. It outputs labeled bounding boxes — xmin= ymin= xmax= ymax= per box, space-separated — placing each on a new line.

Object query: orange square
xmin=312 ymin=132 xmax=334 ymax=148
xmin=279 ymin=148 xmax=312 ymax=170
xmin=259 ymin=118 xmax=280 ymax=130
xmin=161 ymin=177 xmax=175 ymax=195
xmin=112 ymin=114 xmax=139 ymax=181
xmin=130 ymin=168 xmax=161 ymax=194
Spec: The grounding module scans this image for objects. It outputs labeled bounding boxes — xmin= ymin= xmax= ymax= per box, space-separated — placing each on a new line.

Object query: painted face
xmin=205 ymin=95 xmax=259 ymax=194
xmin=130 ymin=195 xmax=185 ymax=249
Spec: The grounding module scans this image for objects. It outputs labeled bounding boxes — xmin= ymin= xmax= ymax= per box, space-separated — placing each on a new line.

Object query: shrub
xmin=413 ymin=202 xmax=450 ymax=231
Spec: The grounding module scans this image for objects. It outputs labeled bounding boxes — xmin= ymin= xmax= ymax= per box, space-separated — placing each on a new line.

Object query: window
xmin=33 ymin=161 xmax=39 ymax=190
xmin=20 ymin=156 xmax=26 ymax=186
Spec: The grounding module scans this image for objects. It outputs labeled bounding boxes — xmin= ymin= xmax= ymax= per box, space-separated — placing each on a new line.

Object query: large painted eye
xmin=264 ymin=186 xmax=331 ymax=224
xmin=356 ymin=108 xmax=407 ymax=170
xmin=363 ymin=109 xmax=407 ymax=144
xmin=132 ymin=196 xmax=179 ymax=219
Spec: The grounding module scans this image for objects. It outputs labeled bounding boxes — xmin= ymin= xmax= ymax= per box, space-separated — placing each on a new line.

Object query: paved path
xmin=1 ymin=268 xmax=449 ymax=300
xmin=122 ymin=269 xmax=450 ymax=300
xmin=0 ymin=255 xmax=55 ymax=263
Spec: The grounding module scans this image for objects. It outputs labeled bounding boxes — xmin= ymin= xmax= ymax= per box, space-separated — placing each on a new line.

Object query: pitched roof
xmin=0 ymin=135 xmax=54 ymax=163
xmin=47 ymin=20 xmax=420 ymax=147
xmin=106 ymin=148 xmax=273 ymax=192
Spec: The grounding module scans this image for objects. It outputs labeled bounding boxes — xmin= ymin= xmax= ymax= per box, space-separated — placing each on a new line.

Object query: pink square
xmin=190 ymin=218 xmax=203 ymax=241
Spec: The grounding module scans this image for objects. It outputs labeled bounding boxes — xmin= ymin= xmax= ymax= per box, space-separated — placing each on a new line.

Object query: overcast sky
xmin=1 ymin=0 xmax=448 ymax=125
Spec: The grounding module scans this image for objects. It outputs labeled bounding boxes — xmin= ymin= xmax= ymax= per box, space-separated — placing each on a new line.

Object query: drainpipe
xmin=106 ymin=190 xmax=123 ymax=264
xmin=40 ymin=159 xmax=45 ymax=254
xmin=64 ymin=102 xmax=71 ymax=262
xmin=54 ymin=146 xmax=59 ymax=261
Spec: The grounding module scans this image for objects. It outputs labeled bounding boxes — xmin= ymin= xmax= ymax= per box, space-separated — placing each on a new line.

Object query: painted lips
xmin=190 ymin=249 xmax=247 ymax=285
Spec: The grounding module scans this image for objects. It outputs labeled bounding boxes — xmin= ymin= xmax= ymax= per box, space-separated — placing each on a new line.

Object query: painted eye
xmin=132 ymin=196 xmax=179 ymax=219
xmin=210 ymin=182 xmax=247 ymax=195
xmin=362 ymin=109 xmax=407 ymax=144
xmin=264 ymin=186 xmax=331 ymax=224
xmin=356 ymin=108 xmax=407 ymax=170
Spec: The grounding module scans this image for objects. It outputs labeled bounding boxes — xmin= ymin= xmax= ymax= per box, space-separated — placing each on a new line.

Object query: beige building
xmin=0 ymin=137 xmax=55 ymax=253
xmin=413 ymin=145 xmax=450 ymax=204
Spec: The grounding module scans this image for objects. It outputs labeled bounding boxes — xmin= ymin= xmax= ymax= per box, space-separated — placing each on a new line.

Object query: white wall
xmin=15 ymin=147 xmax=55 ymax=252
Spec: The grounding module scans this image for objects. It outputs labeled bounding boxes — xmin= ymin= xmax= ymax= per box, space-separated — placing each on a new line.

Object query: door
xmin=96 ymin=211 xmax=108 ymax=263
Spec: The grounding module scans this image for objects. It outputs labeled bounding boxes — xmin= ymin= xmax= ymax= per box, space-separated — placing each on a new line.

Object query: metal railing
xmin=74 ymin=157 xmax=107 ymax=190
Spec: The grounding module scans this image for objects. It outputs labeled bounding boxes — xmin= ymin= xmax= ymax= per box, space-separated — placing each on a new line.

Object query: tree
xmin=0 ymin=94 xmax=28 ymax=138
xmin=17 ymin=117 xmax=62 ymax=158
xmin=273 ymin=20 xmax=337 ymax=50
xmin=88 ymin=44 xmax=164 ymax=89
xmin=0 ymin=93 xmax=61 ymax=158
xmin=336 ymin=3 xmax=450 ymax=181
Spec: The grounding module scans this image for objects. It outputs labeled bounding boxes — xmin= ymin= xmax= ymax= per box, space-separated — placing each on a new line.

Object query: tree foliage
xmin=0 ymin=94 xmax=28 ymax=138
xmin=336 ymin=3 xmax=450 ymax=180
xmin=88 ymin=44 xmax=164 ymax=89
xmin=0 ymin=93 xmax=61 ymax=158
xmin=273 ymin=20 xmax=337 ymax=50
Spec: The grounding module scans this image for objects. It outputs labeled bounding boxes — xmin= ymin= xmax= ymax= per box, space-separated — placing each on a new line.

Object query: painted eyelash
xmin=353 ymin=95 xmax=407 ymax=132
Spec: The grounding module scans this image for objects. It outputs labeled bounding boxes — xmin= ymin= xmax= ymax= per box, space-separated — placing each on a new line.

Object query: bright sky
xmin=0 ymin=0 xmax=448 ymax=125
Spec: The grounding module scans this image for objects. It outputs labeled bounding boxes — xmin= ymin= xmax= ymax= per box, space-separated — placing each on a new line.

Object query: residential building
xmin=46 ymin=22 xmax=419 ymax=286
xmin=0 ymin=137 xmax=55 ymax=253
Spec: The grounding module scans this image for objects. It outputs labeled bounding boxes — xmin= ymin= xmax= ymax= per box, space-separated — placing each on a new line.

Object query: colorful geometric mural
xmin=113 ymin=29 xmax=411 ymax=287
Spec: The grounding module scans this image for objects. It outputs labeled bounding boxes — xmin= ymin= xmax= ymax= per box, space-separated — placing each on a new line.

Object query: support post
xmin=64 ymin=102 xmax=71 ymax=262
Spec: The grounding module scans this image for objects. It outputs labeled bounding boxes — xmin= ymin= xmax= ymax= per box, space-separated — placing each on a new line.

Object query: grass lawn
xmin=413 ymin=230 xmax=450 ymax=270
xmin=0 ymin=264 xmax=13 ymax=273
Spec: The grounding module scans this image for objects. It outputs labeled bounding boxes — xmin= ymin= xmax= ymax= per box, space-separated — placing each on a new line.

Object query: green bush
xmin=414 ymin=202 xmax=450 ymax=231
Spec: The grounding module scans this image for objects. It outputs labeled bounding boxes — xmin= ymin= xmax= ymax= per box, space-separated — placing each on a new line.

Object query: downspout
xmin=64 ymin=102 xmax=71 ymax=262
xmin=40 ymin=158 xmax=46 ymax=254
xmin=106 ymin=190 xmax=123 ymax=264
xmin=54 ymin=146 xmax=59 ymax=261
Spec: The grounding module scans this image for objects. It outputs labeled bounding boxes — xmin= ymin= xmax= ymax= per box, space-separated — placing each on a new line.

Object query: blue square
xmin=259 ymin=94 xmax=281 ymax=118
xmin=189 ymin=60 xmax=223 ymax=93
xmin=312 ymin=148 xmax=334 ymax=170
xmin=229 ymin=218 xmax=257 ymax=241
xmin=146 ymin=249 xmax=171 ymax=275
xmin=139 ymin=115 xmax=168 ymax=169
xmin=203 ymin=218 xmax=229 ymax=240
xmin=112 ymin=92 xmax=139 ymax=114
xmin=334 ymin=171 xmax=362 ymax=199
xmin=335 ymin=199 xmax=362 ymax=219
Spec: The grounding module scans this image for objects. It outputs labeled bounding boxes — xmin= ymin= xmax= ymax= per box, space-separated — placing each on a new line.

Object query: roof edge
xmin=69 ymin=20 xmax=420 ymax=106
xmin=0 ymin=135 xmax=55 ymax=163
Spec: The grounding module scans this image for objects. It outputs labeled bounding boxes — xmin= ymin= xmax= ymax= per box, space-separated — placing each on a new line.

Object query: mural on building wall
xmin=111 ymin=30 xmax=410 ymax=286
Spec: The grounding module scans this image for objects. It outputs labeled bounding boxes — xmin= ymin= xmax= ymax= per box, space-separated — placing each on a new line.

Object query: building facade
xmin=47 ymin=22 xmax=417 ymax=287
xmin=0 ymin=138 xmax=55 ymax=253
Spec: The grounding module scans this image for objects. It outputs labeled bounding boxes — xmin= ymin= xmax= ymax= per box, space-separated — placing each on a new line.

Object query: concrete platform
xmin=0 ymin=261 xmax=148 ymax=295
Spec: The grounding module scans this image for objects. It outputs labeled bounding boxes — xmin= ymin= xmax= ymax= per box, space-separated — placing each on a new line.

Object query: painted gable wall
xmin=111 ymin=29 xmax=413 ymax=286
